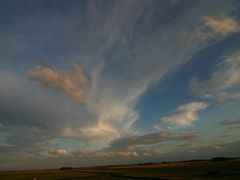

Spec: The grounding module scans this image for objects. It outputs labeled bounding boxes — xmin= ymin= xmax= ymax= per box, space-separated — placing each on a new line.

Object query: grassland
xmin=0 ymin=158 xmax=240 ymax=179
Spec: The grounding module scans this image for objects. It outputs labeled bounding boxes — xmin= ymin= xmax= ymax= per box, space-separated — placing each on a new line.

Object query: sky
xmin=0 ymin=0 xmax=240 ymax=170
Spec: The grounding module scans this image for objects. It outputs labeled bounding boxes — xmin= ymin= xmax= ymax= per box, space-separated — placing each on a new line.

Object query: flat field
xmin=0 ymin=159 xmax=240 ymax=180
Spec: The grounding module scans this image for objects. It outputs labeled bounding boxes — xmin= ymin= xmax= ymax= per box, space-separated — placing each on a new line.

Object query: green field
xmin=1 ymin=159 xmax=240 ymax=180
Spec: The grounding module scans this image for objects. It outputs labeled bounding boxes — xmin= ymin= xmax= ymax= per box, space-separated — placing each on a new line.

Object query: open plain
xmin=0 ymin=159 xmax=240 ymax=180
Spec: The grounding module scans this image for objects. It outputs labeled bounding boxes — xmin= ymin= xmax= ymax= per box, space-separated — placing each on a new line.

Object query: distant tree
xmin=60 ymin=167 xmax=73 ymax=170
xmin=211 ymin=157 xmax=230 ymax=162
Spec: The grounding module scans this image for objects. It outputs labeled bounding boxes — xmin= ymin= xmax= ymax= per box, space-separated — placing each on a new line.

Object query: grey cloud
xmin=0 ymin=125 xmax=55 ymax=166
xmin=219 ymin=119 xmax=240 ymax=129
xmin=66 ymin=130 xmax=199 ymax=160
xmin=104 ymin=131 xmax=199 ymax=151
xmin=179 ymin=140 xmax=240 ymax=159
xmin=0 ymin=70 xmax=96 ymax=132
xmin=220 ymin=119 xmax=240 ymax=126
xmin=4 ymin=126 xmax=53 ymax=149
xmin=0 ymin=122 xmax=4 ymax=127
xmin=148 ymin=140 xmax=240 ymax=162
xmin=66 ymin=130 xmax=203 ymax=161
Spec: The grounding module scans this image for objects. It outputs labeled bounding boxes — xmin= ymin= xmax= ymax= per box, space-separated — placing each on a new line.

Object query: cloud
xmin=189 ymin=52 xmax=240 ymax=102
xmin=2 ymin=126 xmax=54 ymax=150
xmin=0 ymin=125 xmax=55 ymax=166
xmin=119 ymin=151 xmax=139 ymax=157
xmin=22 ymin=1 xmax=237 ymax=147
xmin=73 ymin=150 xmax=139 ymax=159
xmin=143 ymin=149 xmax=166 ymax=157
xmin=202 ymin=16 xmax=240 ymax=35
xmin=142 ymin=152 xmax=152 ymax=157
xmin=105 ymin=131 xmax=199 ymax=151
xmin=50 ymin=148 xmax=68 ymax=157
xmin=95 ymin=151 xmax=138 ymax=158
xmin=220 ymin=119 xmax=240 ymax=129
xmin=161 ymin=102 xmax=209 ymax=127
xmin=23 ymin=2 xmax=239 ymax=148
xmin=0 ymin=70 xmax=96 ymax=132
xmin=71 ymin=140 xmax=240 ymax=165
xmin=59 ymin=65 xmax=144 ymax=146
xmin=71 ymin=130 xmax=199 ymax=159
xmin=0 ymin=122 xmax=4 ymax=127
xmin=183 ymin=140 xmax=240 ymax=158
xmin=26 ymin=65 xmax=88 ymax=105
xmin=1 ymin=1 xmax=240 ymax=168
xmin=0 ymin=67 xmax=143 ymax=150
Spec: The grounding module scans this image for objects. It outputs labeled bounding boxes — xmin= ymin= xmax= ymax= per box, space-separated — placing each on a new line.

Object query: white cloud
xmin=118 ymin=151 xmax=138 ymax=157
xmin=95 ymin=151 xmax=139 ymax=158
xmin=143 ymin=152 xmax=151 ymax=157
xmin=161 ymin=102 xmax=209 ymax=127
xmin=74 ymin=150 xmax=139 ymax=158
xmin=50 ymin=149 xmax=68 ymax=157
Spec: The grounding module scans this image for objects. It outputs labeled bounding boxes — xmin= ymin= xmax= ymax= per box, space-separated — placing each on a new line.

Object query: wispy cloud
xmin=105 ymin=131 xmax=199 ymax=151
xmin=189 ymin=52 xmax=240 ymax=102
xmin=160 ymin=102 xmax=209 ymax=127
xmin=67 ymin=139 xmax=240 ymax=164
xmin=71 ymin=130 xmax=199 ymax=159
xmin=220 ymin=119 xmax=240 ymax=129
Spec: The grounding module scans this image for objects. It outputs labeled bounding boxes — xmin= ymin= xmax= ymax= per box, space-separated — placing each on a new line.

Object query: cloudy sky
xmin=0 ymin=0 xmax=240 ymax=170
